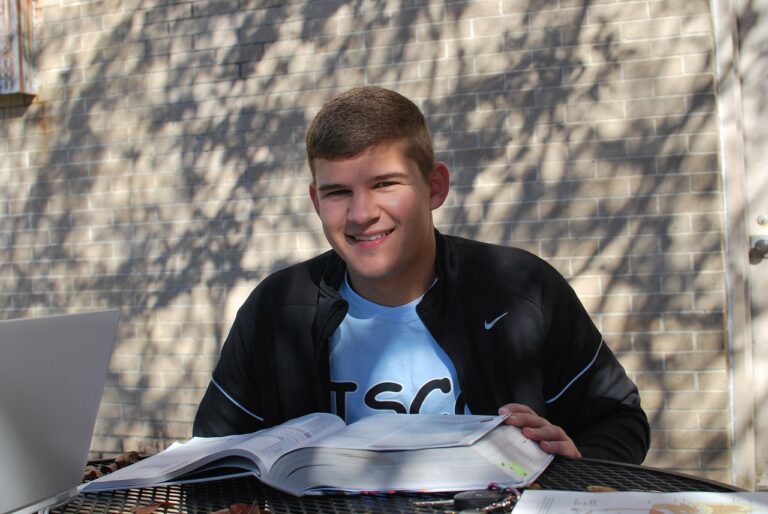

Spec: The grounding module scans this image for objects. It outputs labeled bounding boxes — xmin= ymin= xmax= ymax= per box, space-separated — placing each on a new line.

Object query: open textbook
xmin=80 ymin=412 xmax=553 ymax=496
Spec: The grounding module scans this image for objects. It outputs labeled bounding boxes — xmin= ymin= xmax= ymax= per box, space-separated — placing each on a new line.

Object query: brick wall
xmin=0 ymin=0 xmax=730 ymax=483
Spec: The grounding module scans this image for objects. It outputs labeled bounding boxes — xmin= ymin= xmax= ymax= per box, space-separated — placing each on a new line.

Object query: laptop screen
xmin=0 ymin=310 xmax=119 ymax=514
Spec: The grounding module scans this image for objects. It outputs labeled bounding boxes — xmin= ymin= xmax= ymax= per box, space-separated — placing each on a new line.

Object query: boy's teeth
xmin=355 ymin=231 xmax=388 ymax=241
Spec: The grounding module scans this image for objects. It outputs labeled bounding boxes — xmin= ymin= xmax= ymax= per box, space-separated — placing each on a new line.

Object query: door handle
xmin=749 ymin=237 xmax=768 ymax=264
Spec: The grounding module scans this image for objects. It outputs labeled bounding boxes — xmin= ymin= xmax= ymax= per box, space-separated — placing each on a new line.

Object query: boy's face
xmin=309 ymin=142 xmax=449 ymax=306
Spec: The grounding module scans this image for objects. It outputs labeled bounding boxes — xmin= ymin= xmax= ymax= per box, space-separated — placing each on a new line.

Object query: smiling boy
xmin=194 ymin=86 xmax=650 ymax=464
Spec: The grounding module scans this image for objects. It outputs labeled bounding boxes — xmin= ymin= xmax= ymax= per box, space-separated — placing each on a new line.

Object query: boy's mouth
xmin=349 ymin=229 xmax=393 ymax=243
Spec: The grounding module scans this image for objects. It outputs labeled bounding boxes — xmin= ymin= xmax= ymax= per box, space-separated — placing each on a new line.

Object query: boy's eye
xmin=323 ymin=189 xmax=349 ymax=198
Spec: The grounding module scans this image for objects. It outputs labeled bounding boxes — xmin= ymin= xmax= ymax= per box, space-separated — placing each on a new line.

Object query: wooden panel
xmin=0 ymin=0 xmax=36 ymax=95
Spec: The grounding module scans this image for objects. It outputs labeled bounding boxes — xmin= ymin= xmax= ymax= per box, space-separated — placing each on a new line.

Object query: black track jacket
xmin=194 ymin=232 xmax=650 ymax=464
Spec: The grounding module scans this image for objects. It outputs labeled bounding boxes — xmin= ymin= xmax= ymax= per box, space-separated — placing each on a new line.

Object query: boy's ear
xmin=309 ymin=183 xmax=320 ymax=215
xmin=429 ymin=162 xmax=450 ymax=210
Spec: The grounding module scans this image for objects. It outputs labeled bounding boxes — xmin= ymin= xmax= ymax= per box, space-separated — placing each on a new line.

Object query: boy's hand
xmin=498 ymin=403 xmax=582 ymax=458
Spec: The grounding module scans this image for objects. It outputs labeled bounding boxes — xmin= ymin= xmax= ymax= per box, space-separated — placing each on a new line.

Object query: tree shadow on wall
xmin=1 ymin=0 xmax=756 ymax=478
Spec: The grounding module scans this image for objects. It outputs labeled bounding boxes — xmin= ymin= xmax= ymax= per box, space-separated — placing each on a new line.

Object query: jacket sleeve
xmin=193 ymin=298 xmax=268 ymax=437
xmin=541 ymin=276 xmax=650 ymax=464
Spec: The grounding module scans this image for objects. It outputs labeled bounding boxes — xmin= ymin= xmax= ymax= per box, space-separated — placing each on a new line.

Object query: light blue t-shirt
xmin=329 ymin=276 xmax=466 ymax=424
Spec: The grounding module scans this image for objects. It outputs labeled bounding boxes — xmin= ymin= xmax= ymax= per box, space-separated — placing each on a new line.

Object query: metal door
xmin=737 ymin=0 xmax=768 ymax=489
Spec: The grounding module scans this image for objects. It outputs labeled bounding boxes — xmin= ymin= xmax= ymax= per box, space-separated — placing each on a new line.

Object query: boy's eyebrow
xmin=370 ymin=171 xmax=409 ymax=182
xmin=316 ymin=182 xmax=348 ymax=192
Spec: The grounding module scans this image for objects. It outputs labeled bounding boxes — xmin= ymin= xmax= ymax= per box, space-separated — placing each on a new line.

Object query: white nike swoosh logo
xmin=484 ymin=312 xmax=509 ymax=330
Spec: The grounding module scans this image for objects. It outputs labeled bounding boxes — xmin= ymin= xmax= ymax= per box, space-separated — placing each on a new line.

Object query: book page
xmin=80 ymin=412 xmax=345 ymax=492
xmin=267 ymin=425 xmax=552 ymax=496
xmin=513 ymin=490 xmax=768 ymax=513
xmin=470 ymin=425 xmax=553 ymax=483
xmin=311 ymin=413 xmax=507 ymax=450
xmin=80 ymin=432 xmax=258 ymax=491
xmin=231 ymin=412 xmax=346 ymax=471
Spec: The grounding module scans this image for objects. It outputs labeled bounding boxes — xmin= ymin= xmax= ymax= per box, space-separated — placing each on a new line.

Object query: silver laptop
xmin=0 ymin=309 xmax=120 ymax=514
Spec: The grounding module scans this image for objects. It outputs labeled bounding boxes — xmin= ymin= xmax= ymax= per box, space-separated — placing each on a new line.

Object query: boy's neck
xmin=346 ymin=240 xmax=438 ymax=307
xmin=347 ymin=269 xmax=437 ymax=307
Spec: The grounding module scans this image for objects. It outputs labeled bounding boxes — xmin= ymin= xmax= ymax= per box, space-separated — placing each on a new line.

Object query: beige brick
xmin=690 ymin=172 xmax=722 ymax=193
xmin=540 ymin=238 xmax=600 ymax=258
xmin=506 ymin=28 xmax=562 ymax=51
xmin=699 ymin=409 xmax=730 ymax=430
xmin=626 ymin=98 xmax=690 ymax=119
xmin=501 ymin=0 xmax=560 ymax=13
xmin=113 ymin=371 xmax=165 ymax=389
xmin=160 ymin=370 xmax=214 ymax=389
xmin=489 ymin=201 xmax=541 ymax=223
xmin=645 ymin=448 xmax=704 ymax=469
xmin=689 ymin=131 xmax=719 ymax=152
xmin=651 ymin=35 xmax=715 ymax=58
xmin=587 ymin=2 xmax=649 ymax=24
xmin=621 ymin=18 xmax=682 ymax=40
xmin=475 ymin=51 xmax=533 ymax=75
xmin=653 ymin=408 xmax=702 ymax=429
xmin=509 ymin=219 xmax=572 ymax=240
xmin=534 ymin=121 xmax=595 ymax=145
xmin=538 ymin=198 xmax=599 ymax=219
xmin=697 ymin=370 xmax=728 ymax=391
xmin=595 ymin=119 xmax=650 ymax=142
xmin=563 ymin=64 xmax=624 ymax=86
xmin=569 ymin=216 xmax=629 ymax=238
xmin=658 ymin=192 xmax=722 ymax=213
xmin=602 ymin=312 xmax=662 ymax=332
xmin=601 ymin=275 xmax=663 ymax=299
xmin=598 ymin=197 xmax=658 ymax=218
xmin=660 ymin=232 xmax=722 ymax=254
xmin=664 ymin=351 xmax=727 ymax=372
xmin=95 ymin=402 xmax=122 ymax=421
xmin=569 ymin=176 xmax=631 ymax=198
xmin=636 ymin=370 xmax=696 ymax=390
xmin=457 ymin=0 xmax=502 ymax=18
xmin=648 ymin=430 xmax=669 ymax=449
xmin=569 ymin=275 xmax=603 ymax=296
xmin=565 ymin=101 xmax=625 ymax=123
xmin=633 ymin=292 xmax=694 ymax=313
xmin=650 ymin=0 xmax=711 ymax=17
xmin=508 ymin=140 xmax=568 ymax=165
xmin=472 ymin=14 xmax=528 ymax=35
xmin=580 ymin=293 xmax=631 ymax=314
xmin=695 ymin=332 xmax=727 ymax=351
xmin=596 ymin=156 xmax=656 ymax=177
xmin=682 ymin=13 xmax=714 ymax=35
xmin=684 ymin=52 xmax=715 ymax=74
xmin=668 ymin=429 xmax=728 ymax=450
xmin=628 ymin=214 xmax=692 ymax=235
xmin=629 ymin=174 xmax=691 ymax=196
xmin=662 ymin=271 xmax=724 ymax=294
xmin=656 ymin=153 xmax=718 ymax=174
xmin=623 ymin=57 xmax=684 ymax=79
xmin=666 ymin=391 xmax=730 ymax=413
xmin=693 ymin=291 xmax=726 ymax=313
xmin=635 ymin=389 xmax=664 ymax=410
xmin=693 ymin=251 xmax=725 ymax=272
xmin=558 ymin=0 xmax=617 ymax=6
xmin=529 ymin=8 xmax=589 ymax=30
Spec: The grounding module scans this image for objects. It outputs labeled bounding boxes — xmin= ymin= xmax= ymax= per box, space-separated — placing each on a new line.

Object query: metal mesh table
xmin=53 ymin=457 xmax=741 ymax=513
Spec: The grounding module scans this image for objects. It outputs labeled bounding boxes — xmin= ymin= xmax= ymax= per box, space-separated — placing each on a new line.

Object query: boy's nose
xmin=347 ymin=192 xmax=379 ymax=225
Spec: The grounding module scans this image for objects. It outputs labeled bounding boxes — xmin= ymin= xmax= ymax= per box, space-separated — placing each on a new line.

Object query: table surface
xmin=53 ymin=457 xmax=742 ymax=513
